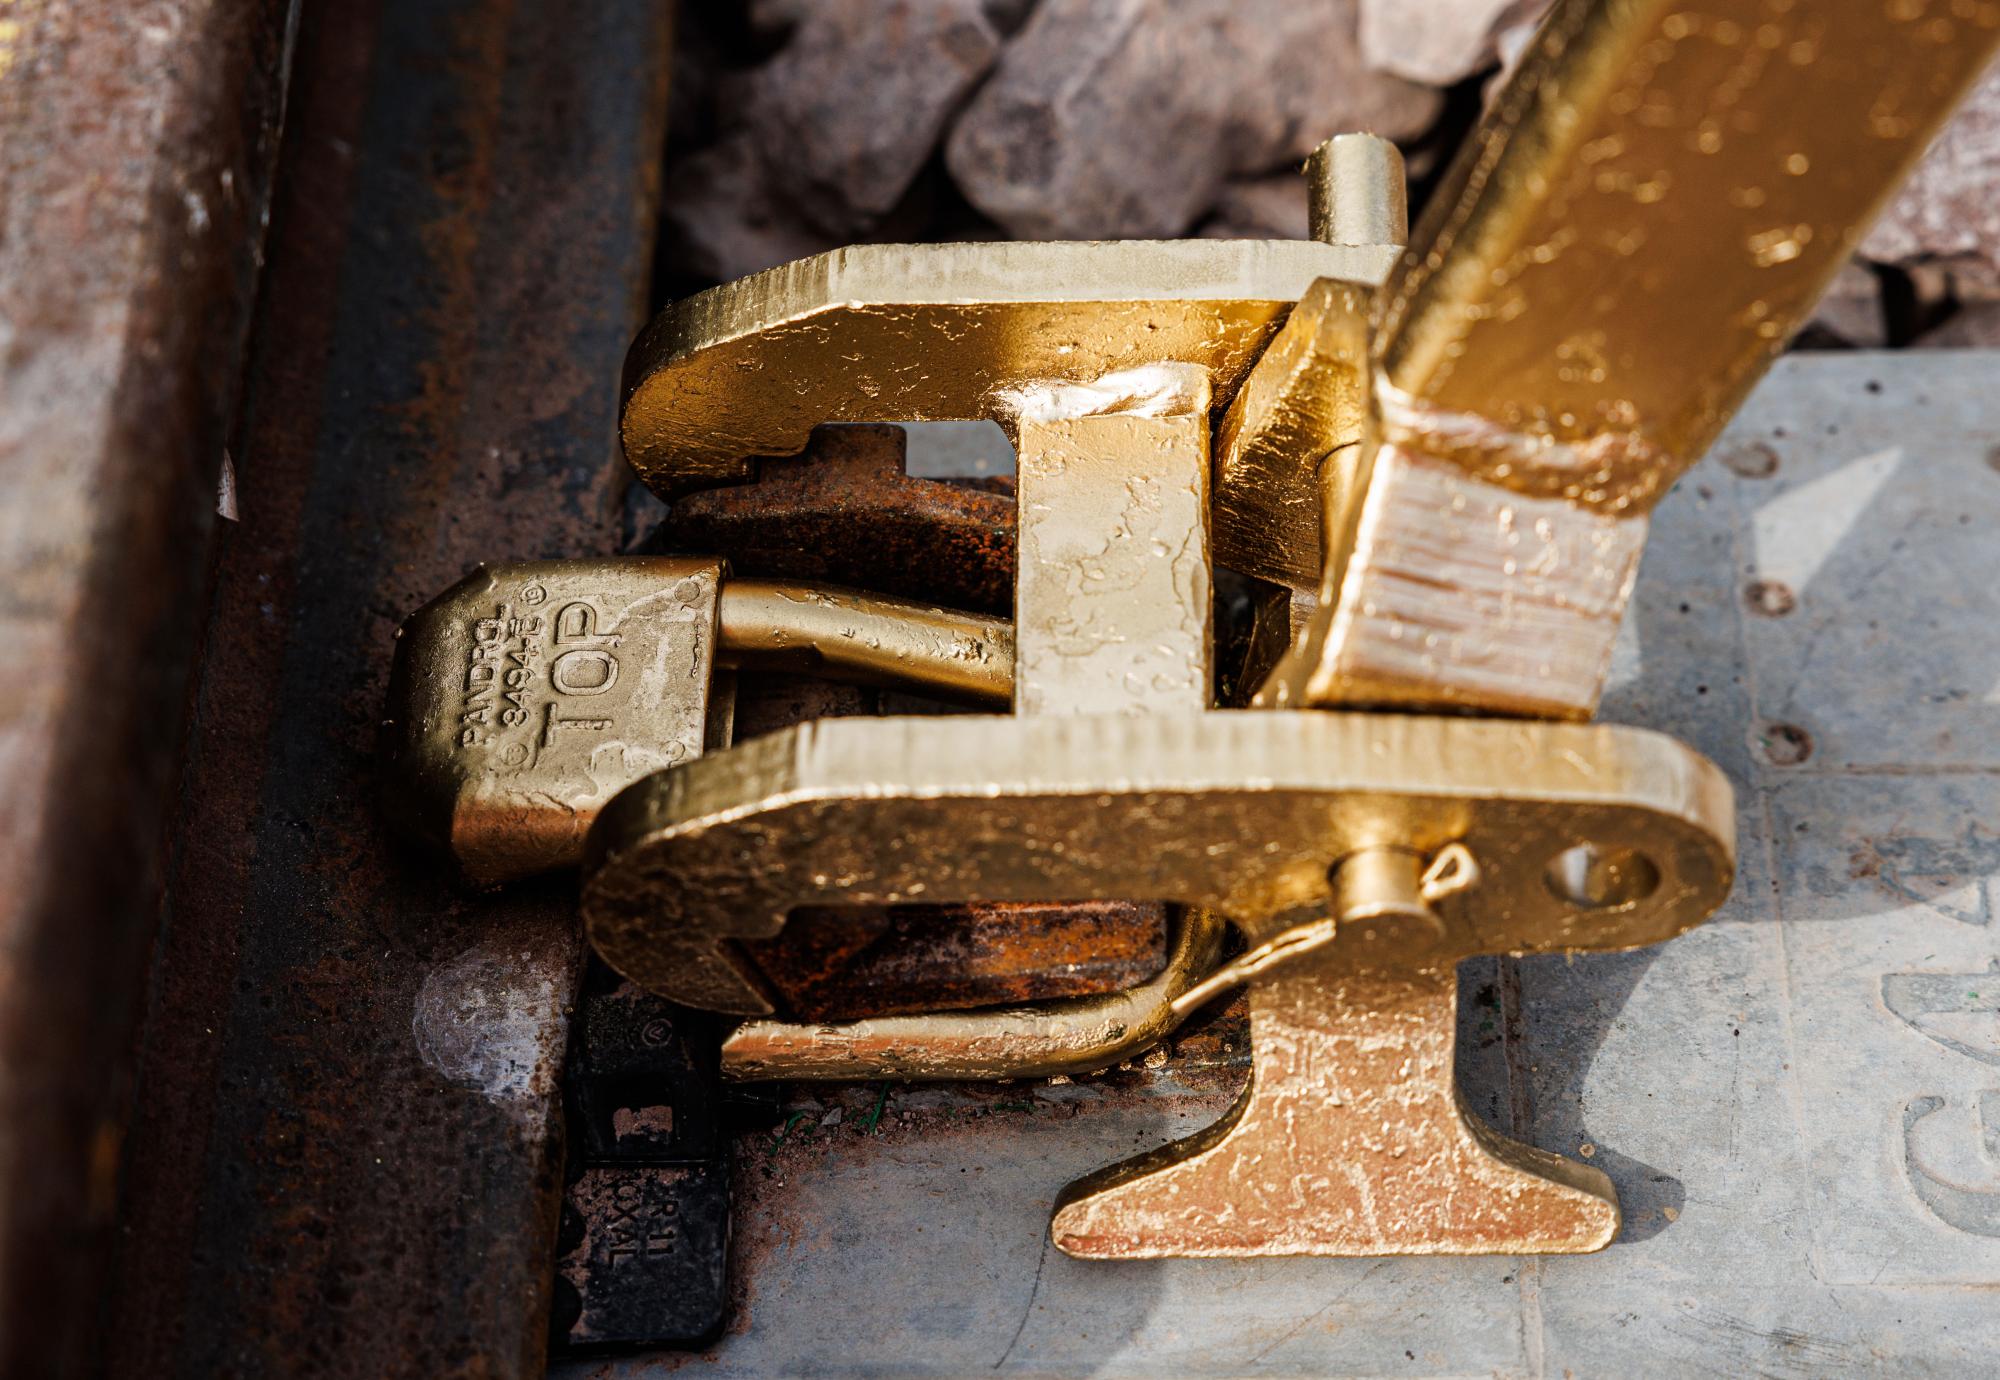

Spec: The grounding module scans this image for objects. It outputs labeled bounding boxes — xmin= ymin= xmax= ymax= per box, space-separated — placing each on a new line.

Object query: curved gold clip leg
xmin=720 ymin=908 xmax=1226 ymax=1082
xmin=1051 ymin=960 xmax=1617 ymax=1258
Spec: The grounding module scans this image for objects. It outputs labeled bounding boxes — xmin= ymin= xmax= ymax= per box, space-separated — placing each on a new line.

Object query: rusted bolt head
xmin=1756 ymin=722 xmax=1814 ymax=767
xmin=1744 ymin=579 xmax=1796 ymax=616
xmin=1722 ymin=442 xmax=1780 ymax=479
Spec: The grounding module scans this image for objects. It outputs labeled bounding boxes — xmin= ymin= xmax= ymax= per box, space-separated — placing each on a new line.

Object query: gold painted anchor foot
xmin=1050 ymin=962 xmax=1618 ymax=1258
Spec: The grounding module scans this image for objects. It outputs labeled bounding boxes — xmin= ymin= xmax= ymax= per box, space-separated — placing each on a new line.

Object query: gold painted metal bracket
xmin=1051 ymin=839 xmax=1631 ymax=1255
xmin=619 ymin=213 xmax=1405 ymax=587
xmin=620 ymin=237 xmax=1397 ymax=489
xmin=582 ymin=711 xmax=1733 ymax=1014
xmin=1053 ymin=960 xmax=1624 ymax=1257
xmin=1209 ymin=277 xmax=1373 ymax=591
xmin=589 ymin=122 xmax=1750 ymax=1255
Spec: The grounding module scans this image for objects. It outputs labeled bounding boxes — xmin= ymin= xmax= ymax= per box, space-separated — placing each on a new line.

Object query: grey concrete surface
xmin=559 ymin=352 xmax=2000 ymax=1378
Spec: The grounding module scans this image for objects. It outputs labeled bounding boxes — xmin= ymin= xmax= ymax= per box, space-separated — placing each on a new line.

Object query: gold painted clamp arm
xmin=719 ymin=907 xmax=1226 ymax=1082
xmin=718 ymin=579 xmax=1012 ymax=709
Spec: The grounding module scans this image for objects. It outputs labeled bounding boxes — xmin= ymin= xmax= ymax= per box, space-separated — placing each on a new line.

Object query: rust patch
xmin=1745 ymin=579 xmax=1798 ymax=617
xmin=750 ymin=900 xmax=1172 ymax=1020
xmin=650 ymin=424 xmax=1018 ymax=614
xmin=1757 ymin=721 xmax=1816 ymax=767
xmin=1849 ymin=841 xmax=1883 ymax=880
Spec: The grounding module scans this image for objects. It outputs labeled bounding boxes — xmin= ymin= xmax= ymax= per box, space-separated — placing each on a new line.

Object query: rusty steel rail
xmin=103 ymin=0 xmax=674 ymax=1375
xmin=0 ymin=0 xmax=295 ymax=1371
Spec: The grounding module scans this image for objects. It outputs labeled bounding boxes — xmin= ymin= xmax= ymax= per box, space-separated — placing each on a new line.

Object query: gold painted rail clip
xmin=387 ymin=0 xmax=1998 ymax=1264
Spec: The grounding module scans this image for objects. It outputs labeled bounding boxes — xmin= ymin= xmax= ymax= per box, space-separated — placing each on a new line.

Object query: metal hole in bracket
xmin=1544 ymin=844 xmax=1661 ymax=910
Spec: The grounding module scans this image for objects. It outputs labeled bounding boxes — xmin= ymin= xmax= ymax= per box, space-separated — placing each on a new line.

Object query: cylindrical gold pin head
xmin=1306 ymin=133 xmax=1408 ymax=250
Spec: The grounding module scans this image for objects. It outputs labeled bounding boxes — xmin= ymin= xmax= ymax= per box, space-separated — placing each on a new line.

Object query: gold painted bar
xmin=1263 ymin=0 xmax=2000 ymax=718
